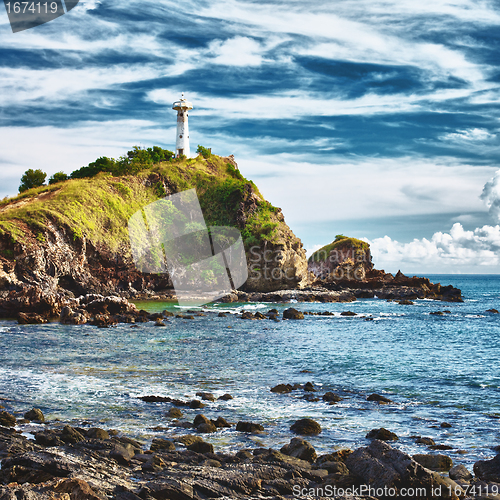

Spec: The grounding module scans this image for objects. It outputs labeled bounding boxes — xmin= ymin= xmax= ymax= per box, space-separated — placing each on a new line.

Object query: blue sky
xmin=1 ymin=0 xmax=500 ymax=273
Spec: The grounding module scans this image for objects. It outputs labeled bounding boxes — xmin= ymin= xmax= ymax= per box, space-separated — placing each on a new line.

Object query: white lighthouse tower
xmin=172 ymin=93 xmax=193 ymax=158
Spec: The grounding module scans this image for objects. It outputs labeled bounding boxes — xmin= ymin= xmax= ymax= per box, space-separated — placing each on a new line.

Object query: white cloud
xmin=481 ymin=168 xmax=500 ymax=221
xmin=441 ymin=128 xmax=497 ymax=143
xmin=368 ymin=223 xmax=500 ymax=273
xmin=209 ymin=36 xmax=263 ymax=66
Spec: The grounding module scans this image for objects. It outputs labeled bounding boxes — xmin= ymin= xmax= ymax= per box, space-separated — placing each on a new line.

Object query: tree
xmin=196 ymin=145 xmax=212 ymax=159
xmin=48 ymin=172 xmax=69 ymax=185
xmin=19 ymin=169 xmax=46 ymax=193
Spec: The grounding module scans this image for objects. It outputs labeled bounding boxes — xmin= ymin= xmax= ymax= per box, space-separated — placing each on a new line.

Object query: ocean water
xmin=0 ymin=274 xmax=499 ymax=469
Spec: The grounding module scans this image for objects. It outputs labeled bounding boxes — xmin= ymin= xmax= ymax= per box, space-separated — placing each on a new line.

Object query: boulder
xmin=150 ymin=438 xmax=176 ymax=452
xmin=0 ymin=411 xmax=16 ymax=427
xmin=416 ymin=437 xmax=435 ymax=446
xmin=86 ymin=428 xmax=109 ymax=440
xmin=189 ymin=400 xmax=205 ymax=409
xmin=283 ymin=308 xmax=304 ymax=320
xmin=323 ymin=392 xmax=342 ymax=403
xmin=218 ymin=393 xmax=233 ymax=400
xmin=346 ymin=440 xmax=463 ymax=499
xmin=23 ymin=408 xmax=45 ymax=422
xmin=474 ymin=453 xmax=500 ymax=482
xmin=54 ymin=478 xmax=106 ymax=500
xmin=197 ymin=422 xmax=217 ymax=433
xmin=303 ymin=381 xmax=316 ymax=392
xmin=340 ymin=311 xmax=357 ymax=316
xmin=17 ymin=312 xmax=48 ymax=324
xmin=212 ymin=417 xmax=231 ymax=428
xmin=449 ymin=464 xmax=473 ymax=481
xmin=320 ymin=461 xmax=350 ymax=474
xmin=193 ymin=414 xmax=211 ymax=427
xmin=413 ymin=454 xmax=453 ymax=471
xmin=236 ymin=421 xmax=264 ymax=433
xmin=61 ymin=425 xmax=85 ymax=444
xmin=196 ymin=392 xmax=216 ymax=401
xmin=187 ymin=440 xmax=214 ymax=454
xmin=167 ymin=408 xmax=183 ymax=418
xmin=367 ymin=393 xmax=393 ymax=403
xmin=290 ymin=418 xmax=322 ymax=435
xmin=175 ymin=435 xmax=203 ymax=447
xmin=280 ymin=437 xmax=317 ymax=463
xmin=271 ymin=384 xmax=293 ymax=394
xmin=366 ymin=428 xmax=398 ymax=441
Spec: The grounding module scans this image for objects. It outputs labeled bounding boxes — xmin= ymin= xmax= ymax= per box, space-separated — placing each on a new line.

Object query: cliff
xmin=0 ymin=154 xmax=308 ymax=317
xmin=308 ymin=236 xmax=462 ymax=302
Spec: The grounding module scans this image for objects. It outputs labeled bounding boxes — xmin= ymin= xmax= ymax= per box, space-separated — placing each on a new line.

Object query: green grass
xmin=0 ymin=154 xmax=277 ymax=256
xmin=308 ymin=236 xmax=370 ymax=263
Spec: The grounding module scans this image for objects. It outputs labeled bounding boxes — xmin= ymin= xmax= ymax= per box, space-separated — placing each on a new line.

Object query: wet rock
xmin=323 ymin=391 xmax=342 ymax=403
xmin=61 ymin=425 xmax=85 ymax=444
xmin=366 ymin=428 xmax=399 ymax=441
xmin=430 ymin=311 xmax=445 ymax=316
xmin=340 ymin=311 xmax=357 ymax=316
xmin=271 ymin=383 xmax=293 ymax=394
xmin=17 ymin=312 xmax=49 ymax=324
xmin=290 ymin=418 xmax=322 ymax=435
xmin=175 ymin=435 xmax=203 ymax=447
xmin=167 ymin=407 xmax=183 ymax=418
xmin=413 ymin=453 xmax=453 ymax=471
xmin=346 ymin=439 xmax=463 ymax=498
xmin=212 ymin=417 xmax=231 ymax=428
xmin=283 ymin=308 xmax=304 ymax=320
xmin=197 ymin=422 xmax=217 ymax=433
xmin=303 ymin=381 xmax=316 ymax=392
xmin=150 ymin=438 xmax=176 ymax=452
xmin=24 ymin=408 xmax=45 ymax=422
xmin=416 ymin=437 xmax=436 ymax=446
xmin=218 ymin=393 xmax=233 ymax=400
xmin=487 ymin=309 xmax=499 ymax=314
xmin=449 ymin=464 xmax=473 ymax=481
xmin=280 ymin=437 xmax=317 ymax=463
xmin=218 ymin=312 xmax=227 ymax=317
xmin=441 ymin=422 xmax=453 ymax=428
xmin=60 ymin=306 xmax=89 ymax=325
xmin=139 ymin=395 xmax=172 ymax=402
xmin=196 ymin=391 xmax=216 ymax=401
xmin=87 ymin=428 xmax=110 ymax=440
xmin=193 ymin=414 xmax=211 ymax=427
xmin=0 ymin=411 xmax=16 ymax=427
xmin=254 ymin=311 xmax=266 ymax=319
xmin=474 ymin=453 xmax=500 ymax=482
xmin=187 ymin=440 xmax=214 ymax=454
xmin=398 ymin=299 xmax=414 ymax=305
xmin=154 ymin=318 xmax=166 ymax=326
xmin=163 ymin=310 xmax=174 ymax=317
xmin=236 ymin=421 xmax=264 ymax=433
xmin=430 ymin=444 xmax=453 ymax=451
xmin=367 ymin=393 xmax=393 ymax=403
xmin=189 ymin=399 xmax=206 ymax=409
xmin=241 ymin=311 xmax=255 ymax=320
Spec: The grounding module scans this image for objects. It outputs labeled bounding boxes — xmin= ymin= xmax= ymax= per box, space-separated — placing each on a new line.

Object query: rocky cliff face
xmin=0 ymin=155 xmax=309 ymax=316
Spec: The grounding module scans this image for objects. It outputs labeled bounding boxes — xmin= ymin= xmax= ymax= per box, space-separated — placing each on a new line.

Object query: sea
xmin=0 ymin=274 xmax=499 ymax=470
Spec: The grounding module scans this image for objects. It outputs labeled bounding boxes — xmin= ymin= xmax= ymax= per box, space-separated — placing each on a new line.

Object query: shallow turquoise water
xmin=0 ymin=274 xmax=498 ymax=468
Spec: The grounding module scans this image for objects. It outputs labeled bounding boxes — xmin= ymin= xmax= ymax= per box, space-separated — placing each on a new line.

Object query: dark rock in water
xmin=218 ymin=393 xmax=233 ymax=400
xmin=474 ymin=453 xmax=500 ymax=482
xmin=196 ymin=391 xmax=215 ymax=401
xmin=487 ymin=309 xmax=499 ymax=314
xmin=197 ymin=422 xmax=217 ymax=433
xmin=323 ymin=391 xmax=342 ymax=403
xmin=0 ymin=411 xmax=16 ymax=427
xmin=367 ymin=393 xmax=393 ymax=403
xmin=167 ymin=407 xmax=183 ymax=418
xmin=147 ymin=312 xmax=163 ymax=321
xmin=271 ymin=383 xmax=293 ymax=393
xmin=280 ymin=437 xmax=317 ymax=463
xmin=290 ymin=418 xmax=321 ymax=435
xmin=283 ymin=308 xmax=304 ymax=320
xmin=240 ymin=311 xmax=255 ymax=320
xmin=90 ymin=314 xmax=117 ymax=328
xmin=18 ymin=312 xmax=48 ymax=324
xmin=60 ymin=306 xmax=89 ymax=325
xmin=217 ymin=312 xmax=227 ymax=317
xmin=430 ymin=444 xmax=453 ymax=451
xmin=303 ymin=381 xmax=316 ymax=392
xmin=449 ymin=464 xmax=473 ymax=481
xmin=236 ymin=421 xmax=264 ymax=433
xmin=24 ymin=408 xmax=45 ymax=422
xmin=441 ymin=422 xmax=452 ymax=428
xmin=346 ymin=440 xmax=463 ymax=497
xmin=193 ymin=414 xmax=211 ymax=427
xmin=86 ymin=428 xmax=109 ymax=440
xmin=302 ymin=393 xmax=320 ymax=402
xmin=254 ymin=311 xmax=266 ymax=320
xmin=398 ymin=299 xmax=414 ymax=305
xmin=139 ymin=395 xmax=172 ymax=403
xmin=340 ymin=311 xmax=357 ymax=316
xmin=212 ymin=417 xmax=231 ymax=428
xmin=413 ymin=453 xmax=453 ymax=471
xmin=366 ymin=428 xmax=398 ymax=441
xmin=416 ymin=437 xmax=435 ymax=446
xmin=154 ymin=319 xmax=166 ymax=326
xmin=150 ymin=438 xmax=176 ymax=452
xmin=163 ymin=310 xmax=174 ymax=317
xmin=430 ymin=311 xmax=445 ymax=316
xmin=187 ymin=440 xmax=214 ymax=454
xmin=189 ymin=399 xmax=206 ymax=409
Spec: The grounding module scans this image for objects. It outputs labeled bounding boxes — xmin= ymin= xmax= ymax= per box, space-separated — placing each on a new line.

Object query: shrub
xmin=196 ymin=145 xmax=212 ymax=159
xmin=19 ymin=169 xmax=47 ymax=193
xmin=48 ymin=172 xmax=69 ymax=185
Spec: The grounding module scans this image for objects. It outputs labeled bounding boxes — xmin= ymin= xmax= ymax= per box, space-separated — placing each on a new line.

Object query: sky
xmin=1 ymin=0 xmax=500 ymax=274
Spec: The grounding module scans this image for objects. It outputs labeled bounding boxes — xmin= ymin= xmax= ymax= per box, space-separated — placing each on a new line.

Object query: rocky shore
xmin=1 ymin=400 xmax=499 ymax=500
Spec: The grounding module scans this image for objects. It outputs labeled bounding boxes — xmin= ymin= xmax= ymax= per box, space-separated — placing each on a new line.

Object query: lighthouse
xmin=172 ymin=93 xmax=193 ymax=158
